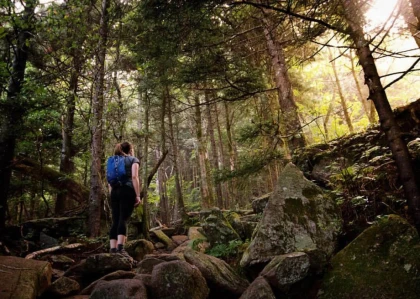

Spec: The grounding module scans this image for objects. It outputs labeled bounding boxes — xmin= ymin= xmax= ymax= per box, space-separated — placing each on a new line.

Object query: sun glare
xmin=365 ymin=0 xmax=400 ymax=30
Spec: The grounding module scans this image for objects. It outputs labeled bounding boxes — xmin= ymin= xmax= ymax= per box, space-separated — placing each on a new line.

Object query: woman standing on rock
xmin=107 ymin=142 xmax=142 ymax=257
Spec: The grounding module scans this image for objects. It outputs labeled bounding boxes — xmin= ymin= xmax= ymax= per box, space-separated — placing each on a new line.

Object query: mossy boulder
xmin=125 ymin=239 xmax=154 ymax=261
xmin=200 ymin=207 xmax=241 ymax=247
xmin=319 ymin=214 xmax=420 ymax=299
xmin=46 ymin=276 xmax=80 ymax=297
xmin=184 ymin=248 xmax=249 ymax=297
xmin=240 ymin=163 xmax=341 ymax=269
xmin=149 ymin=260 xmax=209 ymax=299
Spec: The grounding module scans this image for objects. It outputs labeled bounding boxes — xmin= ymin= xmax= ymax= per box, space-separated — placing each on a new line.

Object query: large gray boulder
xmin=200 ymin=208 xmax=241 ymax=247
xmin=184 ymin=248 xmax=249 ymax=297
xmin=240 ymin=163 xmax=341 ymax=268
xmin=320 ymin=215 xmax=420 ymax=299
xmin=149 ymin=260 xmax=209 ymax=299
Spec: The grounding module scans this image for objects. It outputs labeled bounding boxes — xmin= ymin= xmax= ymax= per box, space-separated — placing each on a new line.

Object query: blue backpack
xmin=106 ymin=155 xmax=128 ymax=187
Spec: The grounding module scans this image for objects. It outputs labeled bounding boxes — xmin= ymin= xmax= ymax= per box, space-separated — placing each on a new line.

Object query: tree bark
xmin=0 ymin=0 xmax=36 ymax=231
xmin=341 ymin=0 xmax=420 ymax=229
xmin=260 ymin=10 xmax=305 ymax=155
xmin=88 ymin=0 xmax=110 ymax=237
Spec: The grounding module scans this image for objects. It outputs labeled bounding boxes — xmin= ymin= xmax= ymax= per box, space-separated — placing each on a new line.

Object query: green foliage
xmin=206 ymin=239 xmax=248 ymax=259
xmin=215 ymin=150 xmax=283 ymax=182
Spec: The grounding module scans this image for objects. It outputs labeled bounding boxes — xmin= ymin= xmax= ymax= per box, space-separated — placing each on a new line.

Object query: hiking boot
xmin=109 ymin=248 xmax=117 ymax=254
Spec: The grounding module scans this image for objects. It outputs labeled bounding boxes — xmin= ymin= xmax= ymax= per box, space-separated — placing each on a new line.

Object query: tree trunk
xmin=88 ymin=0 xmax=110 ymax=237
xmin=0 ymin=0 xmax=36 ymax=231
xmin=158 ymin=90 xmax=169 ymax=225
xmin=342 ymin=0 xmax=420 ymax=229
xmin=224 ymin=101 xmax=237 ymax=207
xmin=167 ymin=95 xmax=187 ymax=221
xmin=194 ymin=95 xmax=214 ymax=208
xmin=205 ymin=92 xmax=223 ymax=208
xmin=56 ymin=55 xmax=82 ymax=214
xmin=348 ymin=50 xmax=376 ymax=124
xmin=260 ymin=11 xmax=305 ymax=155
xmin=214 ymin=104 xmax=229 ymax=208
xmin=142 ymin=93 xmax=151 ymax=239
xmin=323 ymin=91 xmax=335 ymax=141
xmin=329 ymin=48 xmax=354 ymax=133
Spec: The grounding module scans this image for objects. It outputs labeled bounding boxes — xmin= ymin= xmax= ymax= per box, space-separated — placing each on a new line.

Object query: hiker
xmin=107 ymin=141 xmax=142 ymax=256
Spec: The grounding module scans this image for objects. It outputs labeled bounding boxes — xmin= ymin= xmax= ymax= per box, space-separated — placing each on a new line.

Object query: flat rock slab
xmin=0 ymin=256 xmax=52 ymax=299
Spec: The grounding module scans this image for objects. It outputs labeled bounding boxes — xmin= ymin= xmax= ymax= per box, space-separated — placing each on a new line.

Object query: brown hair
xmin=114 ymin=142 xmax=133 ymax=156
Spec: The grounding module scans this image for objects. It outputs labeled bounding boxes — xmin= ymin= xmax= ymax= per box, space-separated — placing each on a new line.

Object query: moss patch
xmin=320 ymin=215 xmax=420 ymax=299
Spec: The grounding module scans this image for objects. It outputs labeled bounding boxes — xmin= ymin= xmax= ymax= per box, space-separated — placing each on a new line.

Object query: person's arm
xmin=132 ymin=162 xmax=141 ymax=207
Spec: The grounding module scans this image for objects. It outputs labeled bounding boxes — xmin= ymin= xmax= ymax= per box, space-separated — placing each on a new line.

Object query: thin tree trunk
xmin=168 ymin=95 xmax=187 ymax=221
xmin=142 ymin=93 xmax=151 ymax=240
xmin=214 ymin=104 xmax=229 ymax=208
xmin=342 ymin=0 xmax=420 ymax=229
xmin=158 ymin=90 xmax=169 ymax=225
xmin=261 ymin=11 xmax=305 ymax=155
xmin=88 ymin=0 xmax=110 ymax=237
xmin=348 ymin=50 xmax=375 ymax=124
xmin=57 ymin=55 xmax=82 ymax=215
xmin=194 ymin=95 xmax=214 ymax=208
xmin=205 ymin=92 xmax=223 ymax=208
xmin=323 ymin=91 xmax=335 ymax=141
xmin=224 ymin=101 xmax=237 ymax=207
xmin=0 ymin=0 xmax=35 ymax=231
xmin=329 ymin=48 xmax=354 ymax=133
